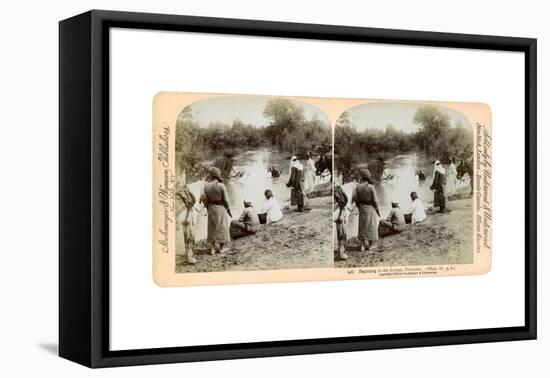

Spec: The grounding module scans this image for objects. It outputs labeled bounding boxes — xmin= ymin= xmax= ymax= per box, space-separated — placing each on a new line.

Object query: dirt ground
xmin=335 ymin=189 xmax=473 ymax=268
xmin=176 ymin=195 xmax=333 ymax=273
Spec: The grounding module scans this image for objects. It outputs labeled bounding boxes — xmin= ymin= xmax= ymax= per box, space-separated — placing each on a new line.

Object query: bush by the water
xmin=176 ymin=99 xmax=331 ymax=181
xmin=335 ymin=106 xmax=474 ymax=183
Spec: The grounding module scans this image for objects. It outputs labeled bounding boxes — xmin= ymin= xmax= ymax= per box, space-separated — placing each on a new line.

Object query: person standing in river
xmin=200 ymin=167 xmax=232 ymax=255
xmin=430 ymin=160 xmax=447 ymax=213
xmin=352 ymin=168 xmax=381 ymax=251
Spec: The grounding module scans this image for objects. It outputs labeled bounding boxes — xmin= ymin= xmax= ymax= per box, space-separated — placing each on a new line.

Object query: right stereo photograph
xmin=333 ymin=100 xmax=492 ymax=279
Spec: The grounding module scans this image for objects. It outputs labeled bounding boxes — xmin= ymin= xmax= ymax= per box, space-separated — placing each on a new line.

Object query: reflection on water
xmin=374 ymin=154 xmax=434 ymax=213
xmin=194 ymin=149 xmax=295 ymax=241
xmin=344 ymin=153 xmax=435 ymax=238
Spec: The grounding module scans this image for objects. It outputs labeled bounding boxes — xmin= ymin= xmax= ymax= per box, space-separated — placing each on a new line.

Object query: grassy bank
xmin=335 ymin=188 xmax=473 ymax=268
xmin=176 ymin=195 xmax=333 ymax=273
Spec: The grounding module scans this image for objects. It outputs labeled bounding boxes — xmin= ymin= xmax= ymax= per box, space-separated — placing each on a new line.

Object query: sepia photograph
xmin=333 ymin=102 xmax=476 ymax=267
xmin=173 ymin=95 xmax=334 ymax=273
xmin=153 ymin=93 xmax=491 ymax=285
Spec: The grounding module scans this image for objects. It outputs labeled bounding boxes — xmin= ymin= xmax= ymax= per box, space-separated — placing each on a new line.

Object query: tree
xmin=334 ymin=123 xmax=359 ymax=183
xmin=413 ymin=105 xmax=451 ymax=157
xmin=176 ymin=106 xmax=204 ymax=181
xmin=448 ymin=122 xmax=473 ymax=160
xmin=336 ymin=111 xmax=352 ymax=128
xmin=263 ymin=99 xmax=306 ymax=149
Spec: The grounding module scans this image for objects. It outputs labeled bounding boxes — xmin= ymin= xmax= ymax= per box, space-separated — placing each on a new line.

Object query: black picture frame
xmin=59 ymin=9 xmax=537 ymax=368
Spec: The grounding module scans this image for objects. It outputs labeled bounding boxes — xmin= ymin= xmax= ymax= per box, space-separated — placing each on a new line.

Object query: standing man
xmin=286 ymin=156 xmax=305 ymax=212
xmin=430 ymin=160 xmax=447 ymax=213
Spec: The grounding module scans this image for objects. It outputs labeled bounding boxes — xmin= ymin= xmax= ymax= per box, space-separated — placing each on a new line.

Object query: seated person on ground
xmin=406 ymin=191 xmax=427 ymax=223
xmin=230 ymin=198 xmax=260 ymax=240
xmin=258 ymin=189 xmax=283 ymax=224
xmin=379 ymin=201 xmax=406 ymax=236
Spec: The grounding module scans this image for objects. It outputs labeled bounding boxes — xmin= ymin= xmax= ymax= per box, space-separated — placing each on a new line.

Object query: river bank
xmin=335 ymin=188 xmax=473 ymax=268
xmin=176 ymin=196 xmax=333 ymax=273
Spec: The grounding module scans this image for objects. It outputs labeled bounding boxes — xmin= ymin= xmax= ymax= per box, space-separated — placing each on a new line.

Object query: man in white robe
xmin=259 ymin=189 xmax=283 ymax=224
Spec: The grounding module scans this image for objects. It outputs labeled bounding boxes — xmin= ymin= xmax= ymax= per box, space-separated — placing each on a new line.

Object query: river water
xmin=193 ymin=150 xmax=449 ymax=241
xmin=340 ymin=153 xmax=437 ymax=238
xmin=194 ymin=148 xmax=326 ymax=241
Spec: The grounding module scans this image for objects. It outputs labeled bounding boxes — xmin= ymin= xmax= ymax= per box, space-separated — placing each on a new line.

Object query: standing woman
xmin=352 ymin=168 xmax=381 ymax=251
xmin=430 ymin=160 xmax=447 ymax=213
xmin=303 ymin=152 xmax=317 ymax=194
xmin=200 ymin=167 xmax=232 ymax=255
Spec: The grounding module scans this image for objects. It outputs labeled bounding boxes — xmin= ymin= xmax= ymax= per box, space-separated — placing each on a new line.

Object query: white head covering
xmin=290 ymin=156 xmax=297 ymax=171
xmin=433 ymin=160 xmax=446 ymax=175
xmin=290 ymin=156 xmax=303 ymax=171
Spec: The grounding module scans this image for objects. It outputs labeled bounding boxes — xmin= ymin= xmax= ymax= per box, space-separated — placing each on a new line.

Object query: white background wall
xmin=0 ymin=0 xmax=547 ymax=376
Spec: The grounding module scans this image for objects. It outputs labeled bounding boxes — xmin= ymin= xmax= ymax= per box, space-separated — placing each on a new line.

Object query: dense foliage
xmin=334 ymin=105 xmax=474 ymax=183
xmin=175 ymin=99 xmax=331 ymax=181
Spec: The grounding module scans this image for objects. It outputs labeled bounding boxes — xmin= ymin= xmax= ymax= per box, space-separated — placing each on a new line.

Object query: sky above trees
xmin=188 ymin=96 xmax=328 ymax=127
xmin=343 ymin=102 xmax=472 ymax=132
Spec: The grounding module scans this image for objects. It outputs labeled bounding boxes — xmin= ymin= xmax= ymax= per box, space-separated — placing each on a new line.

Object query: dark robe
xmin=430 ymin=170 xmax=446 ymax=208
xmin=286 ymin=166 xmax=304 ymax=209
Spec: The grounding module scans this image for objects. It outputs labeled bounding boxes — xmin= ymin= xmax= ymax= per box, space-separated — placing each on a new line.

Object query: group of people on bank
xmin=181 ymin=152 xmax=321 ymax=261
xmin=195 ymin=166 xmax=284 ymax=257
xmin=334 ymin=159 xmax=459 ymax=260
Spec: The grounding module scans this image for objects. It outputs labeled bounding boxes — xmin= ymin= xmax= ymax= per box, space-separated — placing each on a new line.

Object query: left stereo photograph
xmin=153 ymin=93 xmax=335 ymax=286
